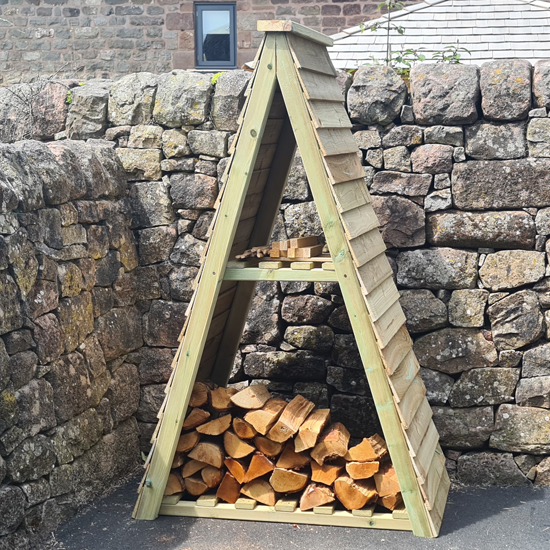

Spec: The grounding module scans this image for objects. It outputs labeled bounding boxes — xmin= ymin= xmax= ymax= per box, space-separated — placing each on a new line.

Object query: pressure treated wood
xmin=137 ymin=24 xmax=447 ymax=537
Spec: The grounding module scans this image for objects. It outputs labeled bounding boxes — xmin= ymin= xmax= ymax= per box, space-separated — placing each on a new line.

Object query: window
xmin=195 ymin=3 xmax=237 ymax=69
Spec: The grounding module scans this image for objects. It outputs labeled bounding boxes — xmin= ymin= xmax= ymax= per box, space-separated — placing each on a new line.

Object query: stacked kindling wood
xmin=164 ymin=382 xmax=403 ymax=513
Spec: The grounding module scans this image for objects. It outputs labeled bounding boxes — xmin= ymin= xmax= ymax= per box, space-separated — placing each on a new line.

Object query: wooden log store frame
xmin=133 ymin=21 xmax=450 ymax=538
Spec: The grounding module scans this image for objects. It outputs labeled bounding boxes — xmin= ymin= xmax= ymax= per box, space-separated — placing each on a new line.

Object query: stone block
xmin=424 ymin=189 xmax=451 ymax=212
xmin=383 ymin=146 xmax=410 ymax=172
xmin=452 ymin=159 xmax=550 ymax=210
xmin=281 ymin=294 xmax=333 ymax=324
xmin=66 ymin=83 xmax=109 ymax=140
xmin=326 ymin=365 xmax=366 ymax=396
xmin=488 ymin=290 xmax=544 ymax=350
xmin=427 ymin=211 xmax=536 ymax=249
xmin=116 ymin=148 xmax=162 ymax=181
xmin=6 ymin=434 xmax=56 ymax=483
xmin=353 ymin=129 xmax=381 ymax=150
xmin=127 ymin=124 xmax=163 ymax=149
xmin=458 ymin=452 xmax=528 ymax=486
xmin=479 ymin=250 xmax=545 ymax=291
xmin=284 ymin=202 xmax=323 ymax=239
xmin=170 ymin=172 xmax=218 ymax=209
xmin=330 ymin=394 xmax=380 ymax=439
xmin=371 ymin=195 xmax=425 ymax=248
xmin=382 ymin=125 xmax=423 ymax=148
xmin=396 ymin=248 xmax=478 ymax=289
xmin=370 ymin=171 xmax=431 ymax=197
xmin=423 ymin=125 xmax=463 ymax=146
xmin=410 ymin=63 xmax=480 ymax=125
xmin=449 ymin=367 xmax=519 ymax=407
xmin=533 ymin=60 xmax=550 ymax=109
xmin=480 ymin=60 xmax=532 ymax=121
xmin=153 ymin=70 xmax=212 ymax=127
xmin=242 ymin=282 xmax=281 ymax=345
xmin=523 ymin=342 xmax=550 ymax=378
xmin=465 ymin=120 xmax=527 ymax=160
xmin=143 ymin=300 xmax=187 ymax=347
xmin=490 ymin=404 xmax=550 ymax=453
xmin=348 ymin=65 xmax=407 ymax=125
xmin=169 ymin=233 xmax=205 ymax=267
xmin=332 ymin=333 xmax=362 ymax=370
xmin=400 ymin=289 xmax=447 ymax=334
xmin=432 ymin=406 xmax=494 ymax=449
xmin=516 ymin=376 xmax=550 ymax=408
xmin=137 ymin=347 xmax=174 ymax=385
xmin=419 ymin=368 xmax=454 ymax=405
xmin=527 ymin=118 xmax=550 ymax=157
xmin=243 ymin=351 xmax=326 ymax=381
xmin=162 ymin=128 xmax=191 ymax=158
xmin=137 ymin=225 xmax=177 ymax=266
xmin=108 ymin=72 xmax=157 ymax=126
xmin=211 ymin=70 xmax=251 ymax=132
xmin=0 ymin=485 xmax=25 ymax=536
xmin=129 ymin=180 xmax=174 ymax=229
xmin=95 ymin=307 xmax=143 ymax=361
xmin=106 ymin=363 xmax=140 ymax=424
xmin=410 ymin=144 xmax=453 ymax=174
xmin=414 ymin=327 xmax=498 ymax=374
xmin=57 ymin=292 xmax=94 ymax=353
xmin=284 ymin=325 xmax=334 ymax=353
xmin=448 ymin=289 xmax=488 ymax=327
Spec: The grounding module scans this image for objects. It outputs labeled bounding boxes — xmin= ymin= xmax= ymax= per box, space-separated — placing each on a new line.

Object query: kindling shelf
xmin=223 ymin=267 xmax=338 ymax=282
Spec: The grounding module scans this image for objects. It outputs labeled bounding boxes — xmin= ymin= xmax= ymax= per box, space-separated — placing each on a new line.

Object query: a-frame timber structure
xmin=133 ymin=21 xmax=449 ymax=538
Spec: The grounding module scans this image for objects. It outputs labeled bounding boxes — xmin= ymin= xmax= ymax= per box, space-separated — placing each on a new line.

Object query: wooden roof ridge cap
xmin=257 ymin=20 xmax=334 ymax=47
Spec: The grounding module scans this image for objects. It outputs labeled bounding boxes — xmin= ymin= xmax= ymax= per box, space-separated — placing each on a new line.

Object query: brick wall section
xmin=0 ymin=0 xmax=417 ymax=83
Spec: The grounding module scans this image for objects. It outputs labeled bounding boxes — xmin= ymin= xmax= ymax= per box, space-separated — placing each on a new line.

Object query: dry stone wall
xmin=3 ymin=59 xmax=550 ymax=546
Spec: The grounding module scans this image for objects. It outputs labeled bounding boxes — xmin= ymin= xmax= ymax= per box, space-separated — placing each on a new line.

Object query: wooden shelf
xmin=159 ymin=499 xmax=412 ymax=531
xmin=224 ymin=267 xmax=338 ymax=282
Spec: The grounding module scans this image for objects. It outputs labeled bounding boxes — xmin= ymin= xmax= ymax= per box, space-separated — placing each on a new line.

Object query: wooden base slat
xmin=159 ymin=500 xmax=413 ymax=532
xmin=224 ymin=267 xmax=338 ymax=282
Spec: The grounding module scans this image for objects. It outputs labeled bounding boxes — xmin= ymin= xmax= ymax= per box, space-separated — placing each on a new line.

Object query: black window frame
xmin=195 ymin=2 xmax=237 ymax=69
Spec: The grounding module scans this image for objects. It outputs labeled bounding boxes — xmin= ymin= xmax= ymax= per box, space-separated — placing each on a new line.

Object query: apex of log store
xmin=132 ymin=20 xmax=449 ymax=538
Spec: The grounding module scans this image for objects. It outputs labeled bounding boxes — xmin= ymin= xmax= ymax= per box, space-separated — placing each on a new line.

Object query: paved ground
xmin=48 ymin=477 xmax=550 ymax=550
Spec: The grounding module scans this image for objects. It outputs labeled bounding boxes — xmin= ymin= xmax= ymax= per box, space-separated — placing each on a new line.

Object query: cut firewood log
xmin=346 ymin=461 xmax=380 ymax=480
xmin=224 ymin=430 xmax=256 ymax=459
xmin=189 ymin=381 xmax=211 ymax=408
xmin=310 ymin=458 xmax=345 ymax=485
xmin=182 ymin=408 xmax=210 ymax=430
xmin=211 ymin=387 xmax=238 ymax=412
xmin=241 ymin=479 xmax=277 ymax=506
xmin=253 ymin=436 xmax=284 ymax=457
xmin=276 ymin=441 xmax=310 ymax=470
xmin=196 ymin=414 xmax=232 ymax=436
xmin=345 ymin=434 xmax=388 ymax=462
xmin=244 ymin=398 xmax=287 ymax=435
xmin=230 ymin=384 xmax=271 ymax=409
xmin=233 ymin=417 xmax=258 ymax=439
xmin=269 ymin=468 xmax=309 ymax=494
xmin=267 ymin=395 xmax=315 ymax=443
xmin=244 ymin=452 xmax=275 ymax=483
xmin=224 ymin=458 xmax=247 ymax=484
xmin=334 ymin=476 xmax=378 ymax=511
xmin=185 ymin=476 xmax=208 ymax=496
xmin=176 ymin=431 xmax=200 ymax=453
xmin=182 ymin=459 xmax=208 ymax=478
xmin=188 ymin=441 xmax=224 ymax=469
xmin=310 ymin=423 xmax=350 ymax=466
xmin=201 ymin=466 xmax=224 ymax=489
xmin=171 ymin=452 xmax=185 ymax=469
xmin=299 ymin=483 xmax=335 ymax=511
xmin=380 ymin=493 xmax=403 ymax=511
xmin=374 ymin=464 xmax=400 ymax=497
xmin=217 ymin=472 xmax=241 ymax=504
xmin=164 ymin=473 xmax=184 ymax=496
xmin=294 ymin=409 xmax=330 ymax=452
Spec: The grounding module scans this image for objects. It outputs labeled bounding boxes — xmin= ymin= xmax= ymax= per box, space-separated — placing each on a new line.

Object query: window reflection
xmin=202 ymin=10 xmax=230 ymax=62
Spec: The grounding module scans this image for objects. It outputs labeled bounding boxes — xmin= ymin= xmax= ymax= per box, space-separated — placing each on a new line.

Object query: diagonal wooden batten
xmin=275 ymin=34 xmax=435 ymax=538
xmin=132 ymin=34 xmax=279 ymax=521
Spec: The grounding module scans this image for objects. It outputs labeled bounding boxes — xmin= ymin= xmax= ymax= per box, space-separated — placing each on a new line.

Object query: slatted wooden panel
xmin=287 ymin=33 xmax=447 ymax=535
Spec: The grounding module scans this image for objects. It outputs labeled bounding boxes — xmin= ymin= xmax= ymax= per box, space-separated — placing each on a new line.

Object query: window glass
xmin=201 ymin=10 xmax=230 ymax=62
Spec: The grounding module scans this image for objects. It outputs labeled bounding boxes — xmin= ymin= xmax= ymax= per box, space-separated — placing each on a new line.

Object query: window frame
xmin=194 ymin=2 xmax=237 ymax=70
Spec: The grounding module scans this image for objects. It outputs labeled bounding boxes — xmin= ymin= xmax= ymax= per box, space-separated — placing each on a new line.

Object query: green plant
xmin=211 ymin=72 xmax=224 ymax=85
xmin=432 ymin=42 xmax=471 ymax=63
xmin=65 ymin=89 xmax=72 ymax=104
xmin=366 ymin=46 xmax=426 ymax=75
xmin=361 ymin=1 xmax=405 ymax=67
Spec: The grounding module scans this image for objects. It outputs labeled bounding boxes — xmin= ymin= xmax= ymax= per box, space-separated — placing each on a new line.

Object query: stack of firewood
xmin=164 ymin=382 xmax=403 ymax=513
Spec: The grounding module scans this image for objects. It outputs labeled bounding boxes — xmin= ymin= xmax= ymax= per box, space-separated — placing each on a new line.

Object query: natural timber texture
xmin=134 ymin=22 xmax=449 ymax=538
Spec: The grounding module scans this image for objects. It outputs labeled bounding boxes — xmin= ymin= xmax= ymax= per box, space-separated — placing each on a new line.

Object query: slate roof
xmin=328 ymin=0 xmax=550 ymax=69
